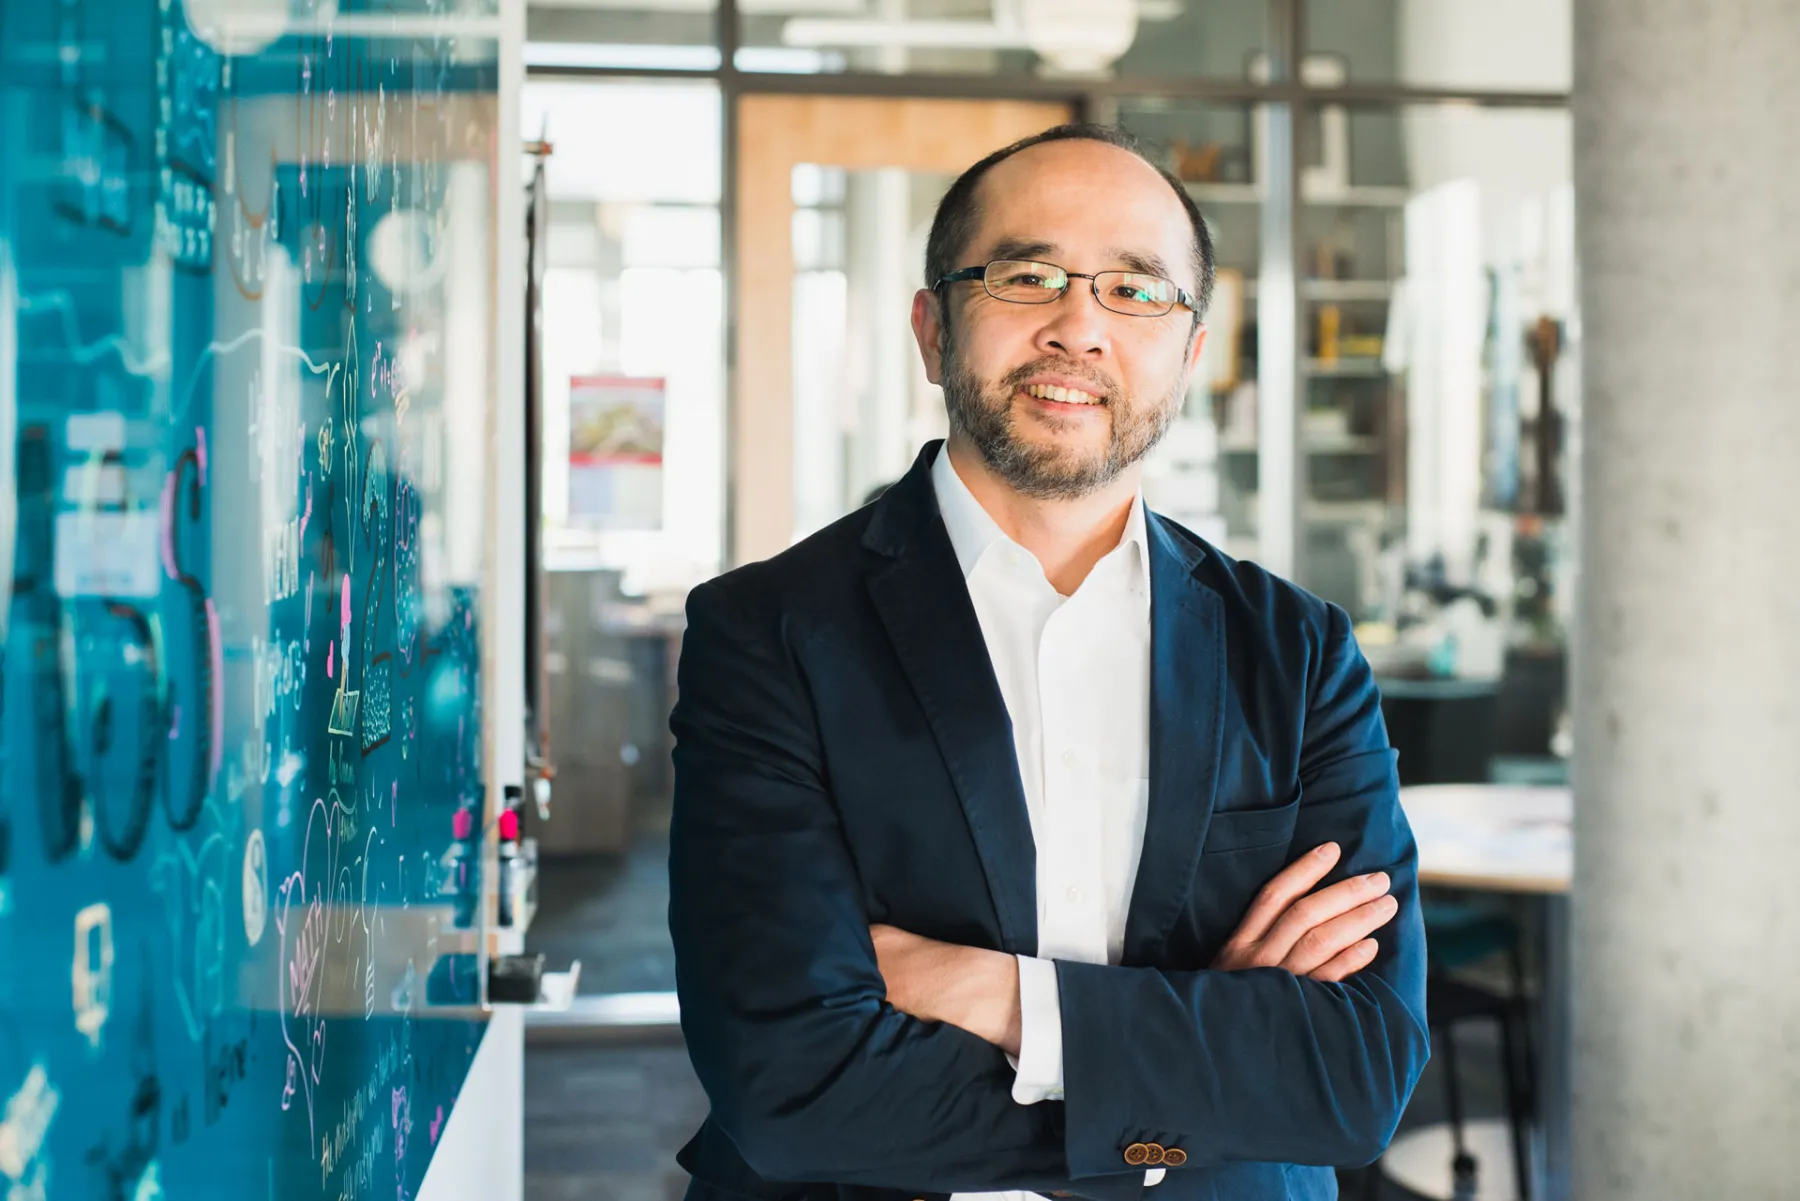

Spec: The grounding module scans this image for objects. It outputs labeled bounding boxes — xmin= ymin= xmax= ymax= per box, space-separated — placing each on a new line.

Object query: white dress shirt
xmin=931 ymin=447 xmax=1164 ymax=1200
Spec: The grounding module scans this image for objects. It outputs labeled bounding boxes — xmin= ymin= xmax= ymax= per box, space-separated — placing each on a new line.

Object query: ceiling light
xmin=782 ymin=0 xmax=1140 ymax=72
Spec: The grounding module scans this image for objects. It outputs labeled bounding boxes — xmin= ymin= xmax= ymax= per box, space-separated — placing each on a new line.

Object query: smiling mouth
xmin=1022 ymin=382 xmax=1105 ymax=406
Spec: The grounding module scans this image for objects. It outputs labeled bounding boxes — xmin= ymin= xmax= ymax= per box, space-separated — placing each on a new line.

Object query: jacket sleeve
xmin=1052 ymin=602 xmax=1431 ymax=1179
xmin=668 ymin=578 xmax=1144 ymax=1199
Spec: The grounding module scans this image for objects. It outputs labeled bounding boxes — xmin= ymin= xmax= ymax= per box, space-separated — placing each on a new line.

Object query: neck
xmin=944 ymin=434 xmax=1139 ymax=596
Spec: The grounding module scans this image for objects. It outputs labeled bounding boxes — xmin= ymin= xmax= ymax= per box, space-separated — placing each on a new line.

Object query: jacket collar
xmin=864 ymin=441 xmax=1225 ymax=962
xmin=927 ymin=439 xmax=1151 ymax=590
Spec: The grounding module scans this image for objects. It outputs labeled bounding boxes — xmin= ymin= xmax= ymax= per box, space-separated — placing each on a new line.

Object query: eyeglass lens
xmin=983 ymin=259 xmax=1178 ymax=317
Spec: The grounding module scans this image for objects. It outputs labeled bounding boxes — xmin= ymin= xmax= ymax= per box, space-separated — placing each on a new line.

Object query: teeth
xmin=1027 ymin=383 xmax=1101 ymax=405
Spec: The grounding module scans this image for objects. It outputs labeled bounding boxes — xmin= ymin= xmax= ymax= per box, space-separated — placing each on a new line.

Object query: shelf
xmin=1185 ymin=183 xmax=1412 ymax=208
xmin=1184 ymin=181 xmax=1262 ymax=205
xmin=525 ymin=990 xmax=684 ymax=1038
xmin=1221 ymin=436 xmax=1381 ymax=455
xmin=1303 ymin=357 xmax=1387 ymax=377
xmin=1303 ymin=279 xmax=1394 ymax=302
xmin=532 ymin=966 xmax=582 ymax=1012
xmin=1306 ymin=500 xmax=1391 ymax=524
xmin=1305 ymin=435 xmax=1382 ymax=453
xmin=1305 ymin=185 xmax=1412 ymax=207
xmin=1242 ymin=279 xmax=1396 ymax=302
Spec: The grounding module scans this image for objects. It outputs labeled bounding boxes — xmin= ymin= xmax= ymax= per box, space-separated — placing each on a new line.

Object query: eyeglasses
xmin=934 ymin=259 xmax=1199 ymax=320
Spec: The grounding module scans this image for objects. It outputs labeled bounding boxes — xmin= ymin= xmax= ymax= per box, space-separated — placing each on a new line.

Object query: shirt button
xmin=1066 ymin=886 xmax=1084 ymax=904
xmin=1060 ymin=748 xmax=1077 ymax=767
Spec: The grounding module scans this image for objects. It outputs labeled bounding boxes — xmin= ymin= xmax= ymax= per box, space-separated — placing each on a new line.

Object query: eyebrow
xmin=1111 ymin=247 xmax=1176 ymax=280
xmin=988 ymin=237 xmax=1059 ymax=263
xmin=985 ymin=237 xmax=1175 ymax=281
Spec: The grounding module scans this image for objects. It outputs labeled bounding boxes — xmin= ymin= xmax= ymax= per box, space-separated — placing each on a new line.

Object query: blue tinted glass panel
xmin=0 ymin=2 xmax=497 ymax=1197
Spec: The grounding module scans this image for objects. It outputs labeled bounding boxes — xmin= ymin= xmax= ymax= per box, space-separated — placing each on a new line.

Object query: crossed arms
xmin=668 ymin=579 xmax=1430 ymax=1196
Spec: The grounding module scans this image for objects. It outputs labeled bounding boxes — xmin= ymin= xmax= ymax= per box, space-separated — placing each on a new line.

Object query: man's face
xmin=913 ymin=139 xmax=1207 ymax=500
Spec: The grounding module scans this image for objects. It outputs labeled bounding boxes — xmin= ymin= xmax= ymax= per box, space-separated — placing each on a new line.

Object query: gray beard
xmin=939 ymin=336 xmax=1186 ymax=501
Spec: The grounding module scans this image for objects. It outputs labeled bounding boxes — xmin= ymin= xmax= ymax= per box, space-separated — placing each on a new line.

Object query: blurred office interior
xmin=6 ymin=1 xmax=1798 ymax=1199
xmin=518 ymin=5 xmax=1579 ymax=1199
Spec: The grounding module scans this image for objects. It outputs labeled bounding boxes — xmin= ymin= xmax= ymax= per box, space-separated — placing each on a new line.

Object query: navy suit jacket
xmin=668 ymin=442 xmax=1429 ymax=1201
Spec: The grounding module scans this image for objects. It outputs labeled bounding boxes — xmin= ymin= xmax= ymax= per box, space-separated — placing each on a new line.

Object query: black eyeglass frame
xmin=933 ymin=259 xmax=1203 ymax=324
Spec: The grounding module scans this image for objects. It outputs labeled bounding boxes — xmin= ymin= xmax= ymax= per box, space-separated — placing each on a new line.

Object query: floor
xmin=528 ymin=837 xmax=676 ymax=996
xmin=525 ymin=1034 xmax=704 ymax=1201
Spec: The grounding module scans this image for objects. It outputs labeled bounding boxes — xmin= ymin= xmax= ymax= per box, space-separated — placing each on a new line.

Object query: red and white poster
xmin=567 ymin=374 xmax=664 ymax=529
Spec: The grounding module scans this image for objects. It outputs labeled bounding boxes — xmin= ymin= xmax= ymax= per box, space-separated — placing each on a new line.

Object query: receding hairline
xmin=983 ymin=134 xmax=1171 ymax=182
xmin=958 ymin=138 xmax=1203 ymax=292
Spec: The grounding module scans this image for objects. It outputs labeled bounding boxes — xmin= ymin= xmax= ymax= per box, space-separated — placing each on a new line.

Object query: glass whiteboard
xmin=0 ymin=1 xmax=500 ymax=1197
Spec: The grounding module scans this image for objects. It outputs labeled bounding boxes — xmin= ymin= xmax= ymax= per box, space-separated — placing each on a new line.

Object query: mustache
xmin=1001 ymin=360 xmax=1119 ymax=401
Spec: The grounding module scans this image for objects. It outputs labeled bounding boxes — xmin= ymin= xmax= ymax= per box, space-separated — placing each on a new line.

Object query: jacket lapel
xmin=863 ymin=445 xmax=1038 ymax=956
xmin=1121 ymin=512 xmax=1227 ymax=965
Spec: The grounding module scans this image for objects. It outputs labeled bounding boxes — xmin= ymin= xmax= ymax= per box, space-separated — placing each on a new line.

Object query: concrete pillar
xmin=1573 ymin=3 xmax=1800 ymax=1198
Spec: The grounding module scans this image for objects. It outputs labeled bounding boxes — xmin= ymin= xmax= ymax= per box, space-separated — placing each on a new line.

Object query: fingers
xmin=1258 ymin=870 xmax=1391 ymax=966
xmin=1228 ymin=842 xmax=1341 ymax=947
xmin=1280 ymin=894 xmax=1399 ymax=977
xmin=1307 ymin=938 xmax=1380 ymax=984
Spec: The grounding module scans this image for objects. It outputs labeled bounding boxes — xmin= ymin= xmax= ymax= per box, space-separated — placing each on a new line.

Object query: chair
xmin=1355 ymin=904 xmax=1536 ymax=1201
xmin=1423 ymin=904 xmax=1536 ymax=1201
xmin=1368 ymin=677 xmax=1544 ymax=1199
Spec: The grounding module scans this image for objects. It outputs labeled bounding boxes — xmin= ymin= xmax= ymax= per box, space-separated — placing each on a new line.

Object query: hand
xmin=870 ymin=924 xmax=1023 ymax=1057
xmin=1211 ymin=842 xmax=1397 ymax=983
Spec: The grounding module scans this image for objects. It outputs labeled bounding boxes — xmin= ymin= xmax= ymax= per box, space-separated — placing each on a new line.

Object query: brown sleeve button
xmin=1144 ymin=1143 xmax=1166 ymax=1166
xmin=1162 ymin=1148 xmax=1187 ymax=1168
xmin=1123 ymin=1143 xmax=1151 ymax=1166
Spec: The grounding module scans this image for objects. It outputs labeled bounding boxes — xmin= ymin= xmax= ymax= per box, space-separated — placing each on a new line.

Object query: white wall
xmin=417 ymin=1008 xmax=525 ymax=1201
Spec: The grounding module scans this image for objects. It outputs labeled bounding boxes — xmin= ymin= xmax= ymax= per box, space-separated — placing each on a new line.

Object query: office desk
xmin=1383 ymin=785 xmax=1572 ymax=1201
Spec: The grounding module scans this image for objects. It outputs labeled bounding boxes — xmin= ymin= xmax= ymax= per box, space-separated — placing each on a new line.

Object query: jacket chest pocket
xmin=1203 ymin=796 xmax=1301 ymax=855
xmin=1192 ymin=796 xmax=1302 ymax=952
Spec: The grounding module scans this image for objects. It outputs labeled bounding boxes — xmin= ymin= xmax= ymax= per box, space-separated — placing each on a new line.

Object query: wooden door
xmin=733 ymin=95 xmax=1073 ymax=565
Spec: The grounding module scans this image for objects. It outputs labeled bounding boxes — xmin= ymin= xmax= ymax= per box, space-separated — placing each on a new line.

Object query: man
xmin=669 ymin=124 xmax=1428 ymax=1201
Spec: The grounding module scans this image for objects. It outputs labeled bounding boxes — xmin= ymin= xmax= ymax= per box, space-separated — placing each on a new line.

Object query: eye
xmin=1112 ymin=273 xmax=1170 ymax=303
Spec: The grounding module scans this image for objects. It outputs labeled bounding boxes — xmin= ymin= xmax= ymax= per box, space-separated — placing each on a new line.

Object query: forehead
xmin=967 ymin=139 xmax=1192 ymax=271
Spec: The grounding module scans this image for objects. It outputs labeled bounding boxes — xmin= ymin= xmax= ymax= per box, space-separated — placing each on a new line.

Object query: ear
xmin=1184 ymin=321 xmax=1209 ymax=378
xmin=911 ymin=288 xmax=947 ymax=385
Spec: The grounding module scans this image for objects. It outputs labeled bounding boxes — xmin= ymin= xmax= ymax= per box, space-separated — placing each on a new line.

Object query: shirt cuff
xmin=1009 ymin=955 xmax=1065 ymax=1104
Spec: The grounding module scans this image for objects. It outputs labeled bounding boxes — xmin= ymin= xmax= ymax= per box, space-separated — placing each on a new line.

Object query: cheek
xmin=959 ymin=310 xmax=1040 ymax=376
xmin=1117 ymin=333 xmax=1192 ymax=400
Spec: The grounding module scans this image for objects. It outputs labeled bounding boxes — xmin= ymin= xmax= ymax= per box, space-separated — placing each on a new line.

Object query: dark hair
xmin=924 ymin=122 xmax=1216 ymax=321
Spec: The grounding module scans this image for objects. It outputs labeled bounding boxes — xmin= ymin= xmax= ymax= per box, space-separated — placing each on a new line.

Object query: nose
xmin=1033 ymin=280 xmax=1111 ymax=361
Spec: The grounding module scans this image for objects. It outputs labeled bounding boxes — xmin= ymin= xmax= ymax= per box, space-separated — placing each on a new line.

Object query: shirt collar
xmin=929 ymin=442 xmax=1151 ymax=589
